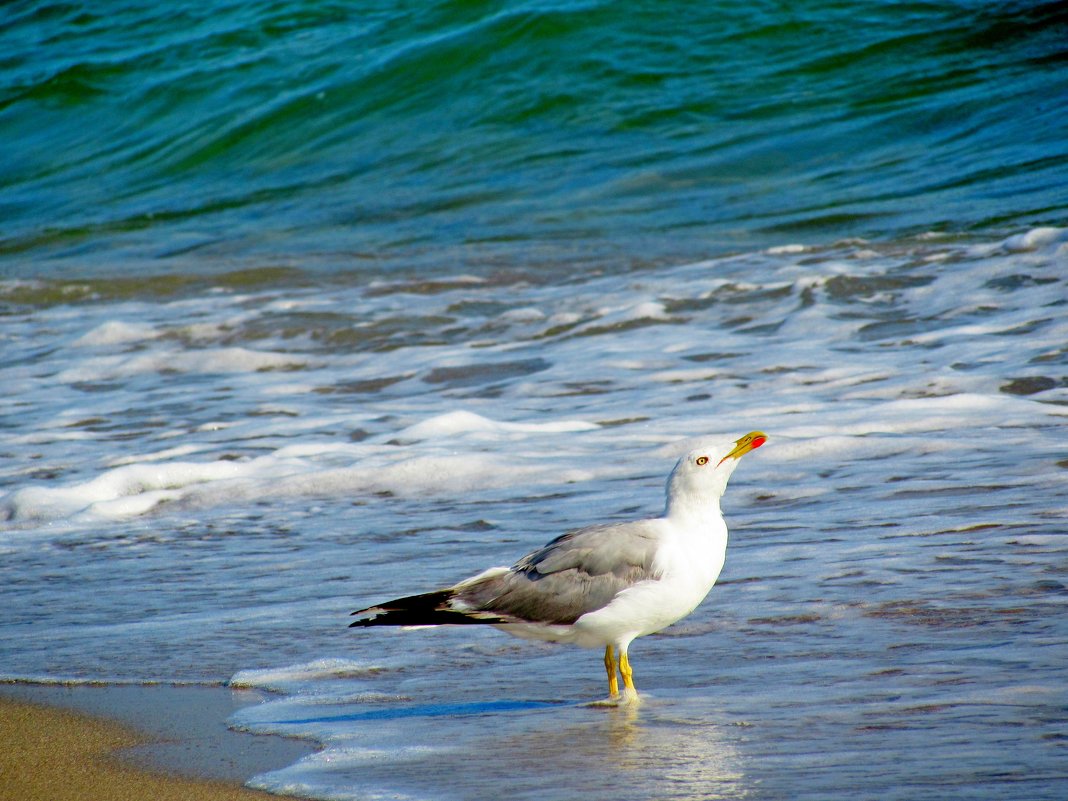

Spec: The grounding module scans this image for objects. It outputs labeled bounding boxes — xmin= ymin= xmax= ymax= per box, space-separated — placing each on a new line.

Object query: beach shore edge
xmin=0 ymin=683 xmax=315 ymax=801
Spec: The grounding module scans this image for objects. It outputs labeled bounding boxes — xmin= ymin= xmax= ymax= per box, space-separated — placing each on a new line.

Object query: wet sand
xmin=0 ymin=683 xmax=315 ymax=801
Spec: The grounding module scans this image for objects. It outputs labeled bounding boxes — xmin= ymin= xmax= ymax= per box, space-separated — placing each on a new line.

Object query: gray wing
xmin=453 ymin=520 xmax=663 ymax=625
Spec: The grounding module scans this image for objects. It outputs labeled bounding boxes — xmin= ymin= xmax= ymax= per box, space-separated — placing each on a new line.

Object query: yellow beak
xmin=717 ymin=431 xmax=768 ymax=467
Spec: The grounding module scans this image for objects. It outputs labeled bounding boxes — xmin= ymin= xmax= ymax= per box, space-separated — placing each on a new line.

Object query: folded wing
xmin=351 ymin=520 xmax=663 ymax=627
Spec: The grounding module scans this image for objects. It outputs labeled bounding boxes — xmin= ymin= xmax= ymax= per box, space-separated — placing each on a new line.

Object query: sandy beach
xmin=0 ymin=684 xmax=314 ymax=801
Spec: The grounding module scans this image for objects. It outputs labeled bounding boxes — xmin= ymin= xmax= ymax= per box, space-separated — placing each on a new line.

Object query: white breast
xmin=571 ymin=515 xmax=729 ymax=648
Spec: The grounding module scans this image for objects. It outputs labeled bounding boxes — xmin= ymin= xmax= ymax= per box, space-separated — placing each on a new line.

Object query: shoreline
xmin=0 ymin=682 xmax=316 ymax=801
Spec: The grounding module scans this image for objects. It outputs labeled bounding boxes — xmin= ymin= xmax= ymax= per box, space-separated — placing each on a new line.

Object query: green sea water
xmin=2 ymin=0 xmax=1067 ymax=280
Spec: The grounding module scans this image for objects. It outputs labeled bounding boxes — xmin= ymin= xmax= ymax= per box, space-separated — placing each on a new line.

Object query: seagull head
xmin=665 ymin=431 xmax=767 ymax=515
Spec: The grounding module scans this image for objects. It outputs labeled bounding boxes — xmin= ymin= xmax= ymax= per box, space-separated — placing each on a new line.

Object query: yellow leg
xmin=619 ymin=650 xmax=638 ymax=700
xmin=604 ymin=645 xmax=619 ymax=698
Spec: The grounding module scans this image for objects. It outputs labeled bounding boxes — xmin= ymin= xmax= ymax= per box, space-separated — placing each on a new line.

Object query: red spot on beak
xmin=751 ymin=436 xmax=767 ymax=450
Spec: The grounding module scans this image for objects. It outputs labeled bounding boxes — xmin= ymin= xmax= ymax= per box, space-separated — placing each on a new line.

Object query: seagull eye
xmin=695 ymin=456 xmax=709 ymax=466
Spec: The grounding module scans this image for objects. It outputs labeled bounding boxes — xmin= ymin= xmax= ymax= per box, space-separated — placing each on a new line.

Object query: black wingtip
xmin=346 ymin=589 xmax=512 ymax=628
xmin=349 ymin=605 xmax=383 ymax=626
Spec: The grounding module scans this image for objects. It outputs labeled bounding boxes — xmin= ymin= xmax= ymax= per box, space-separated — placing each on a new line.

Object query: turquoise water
xmin=3 ymin=0 xmax=1066 ymax=279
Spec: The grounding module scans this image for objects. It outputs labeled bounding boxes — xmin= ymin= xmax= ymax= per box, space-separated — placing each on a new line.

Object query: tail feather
xmin=349 ymin=589 xmax=504 ymax=627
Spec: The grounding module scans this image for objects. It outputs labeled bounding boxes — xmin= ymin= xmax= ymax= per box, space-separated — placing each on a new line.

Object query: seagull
xmin=350 ymin=431 xmax=766 ymax=704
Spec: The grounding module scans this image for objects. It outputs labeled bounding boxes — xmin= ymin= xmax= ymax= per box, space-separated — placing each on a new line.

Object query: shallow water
xmin=2 ymin=227 xmax=1067 ymax=799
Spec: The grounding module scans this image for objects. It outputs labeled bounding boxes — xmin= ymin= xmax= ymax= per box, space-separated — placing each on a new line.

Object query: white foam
xmin=624 ymin=300 xmax=670 ymax=321
xmin=255 ymin=453 xmax=595 ymax=501
xmin=0 ymin=427 xmax=604 ymax=523
xmin=262 ymin=382 xmax=321 ymax=396
xmin=1001 ymin=226 xmax=1066 ymax=252
xmin=230 ymin=658 xmax=386 ymax=692
xmin=272 ymin=442 xmax=368 ymax=459
xmin=7 ymin=429 xmax=98 ymax=445
xmin=107 ymin=444 xmax=206 ymax=466
xmin=56 ymin=347 xmax=314 ymax=382
xmin=1 ymin=459 xmax=265 ymax=522
xmin=396 ymin=410 xmax=598 ymax=440
xmin=73 ymin=320 xmax=160 ymax=347
xmin=545 ymin=311 xmax=582 ymax=328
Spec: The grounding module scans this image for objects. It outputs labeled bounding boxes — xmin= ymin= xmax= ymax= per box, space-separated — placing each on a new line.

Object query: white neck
xmin=663 ymin=459 xmax=732 ymax=524
xmin=664 ymin=490 xmax=723 ymax=524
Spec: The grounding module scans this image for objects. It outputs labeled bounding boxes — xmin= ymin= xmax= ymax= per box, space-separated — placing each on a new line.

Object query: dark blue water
xmin=3 ymin=0 xmax=1066 ymax=280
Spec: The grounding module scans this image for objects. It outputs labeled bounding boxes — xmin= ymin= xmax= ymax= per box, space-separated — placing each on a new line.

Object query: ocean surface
xmin=3 ymin=1 xmax=1068 ymax=800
